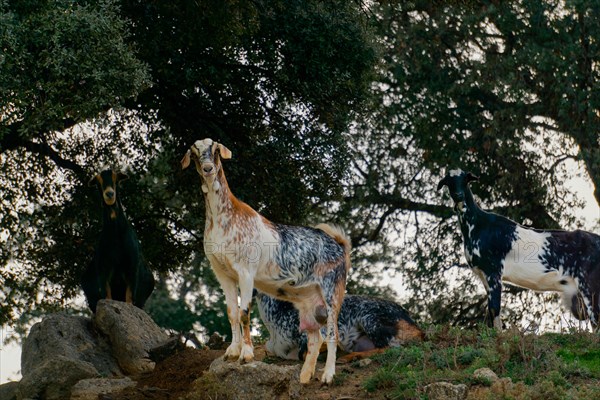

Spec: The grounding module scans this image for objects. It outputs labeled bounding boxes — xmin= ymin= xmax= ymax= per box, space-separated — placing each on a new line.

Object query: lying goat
xmin=256 ymin=292 xmax=424 ymax=362
xmin=82 ymin=170 xmax=155 ymax=312
xmin=438 ymin=168 xmax=600 ymax=329
xmin=181 ymin=138 xmax=351 ymax=384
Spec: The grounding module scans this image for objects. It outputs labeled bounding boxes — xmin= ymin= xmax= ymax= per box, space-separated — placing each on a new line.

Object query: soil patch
xmin=111 ymin=348 xmax=224 ymax=400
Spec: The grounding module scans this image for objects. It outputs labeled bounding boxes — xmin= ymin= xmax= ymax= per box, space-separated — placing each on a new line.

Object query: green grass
xmin=362 ymin=325 xmax=600 ymax=400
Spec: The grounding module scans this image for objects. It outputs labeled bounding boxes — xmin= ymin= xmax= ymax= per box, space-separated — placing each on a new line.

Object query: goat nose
xmin=105 ymin=190 xmax=114 ymax=199
xmin=202 ymin=165 xmax=214 ymax=174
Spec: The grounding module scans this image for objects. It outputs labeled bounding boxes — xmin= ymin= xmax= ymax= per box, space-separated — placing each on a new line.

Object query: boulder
xmin=21 ymin=313 xmax=121 ymax=377
xmin=17 ymin=356 xmax=98 ymax=400
xmin=94 ymin=300 xmax=168 ymax=374
xmin=70 ymin=377 xmax=136 ymax=400
xmin=0 ymin=381 xmax=19 ymax=400
xmin=424 ymin=382 xmax=468 ymax=400
xmin=183 ymin=358 xmax=301 ymax=400
xmin=473 ymin=367 xmax=499 ymax=383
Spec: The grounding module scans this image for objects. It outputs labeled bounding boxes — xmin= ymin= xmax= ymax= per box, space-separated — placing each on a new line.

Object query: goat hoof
xmin=320 ymin=370 xmax=335 ymax=385
xmin=299 ymin=367 xmax=315 ymax=384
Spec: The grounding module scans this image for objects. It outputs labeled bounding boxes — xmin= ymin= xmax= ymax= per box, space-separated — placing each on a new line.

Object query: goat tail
xmin=315 ymin=223 xmax=352 ymax=271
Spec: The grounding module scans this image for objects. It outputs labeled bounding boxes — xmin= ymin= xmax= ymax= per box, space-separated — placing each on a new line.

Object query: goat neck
xmin=201 ymin=162 xmax=246 ymax=231
xmin=101 ymin=196 xmax=127 ymax=230
xmin=455 ymin=185 xmax=486 ymax=231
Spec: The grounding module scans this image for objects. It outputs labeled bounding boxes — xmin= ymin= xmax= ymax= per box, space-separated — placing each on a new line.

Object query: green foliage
xmin=363 ymin=325 xmax=600 ymax=399
xmin=0 ymin=0 xmax=378 ymax=339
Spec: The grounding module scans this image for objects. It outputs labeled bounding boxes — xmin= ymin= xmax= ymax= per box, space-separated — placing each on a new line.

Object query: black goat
xmin=438 ymin=169 xmax=600 ymax=329
xmin=82 ymin=170 xmax=154 ymax=312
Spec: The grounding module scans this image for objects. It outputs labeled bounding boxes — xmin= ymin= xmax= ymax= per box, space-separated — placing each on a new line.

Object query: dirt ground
xmin=109 ymin=345 xmax=379 ymax=400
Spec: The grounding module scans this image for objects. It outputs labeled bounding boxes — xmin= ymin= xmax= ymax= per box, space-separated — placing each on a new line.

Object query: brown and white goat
xmin=181 ymin=138 xmax=351 ymax=384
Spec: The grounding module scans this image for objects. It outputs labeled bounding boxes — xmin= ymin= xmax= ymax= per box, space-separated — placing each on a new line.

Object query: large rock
xmin=0 ymin=381 xmax=19 ymax=400
xmin=17 ymin=356 xmax=98 ymax=400
xmin=183 ymin=358 xmax=301 ymax=400
xmin=21 ymin=313 xmax=121 ymax=377
xmin=17 ymin=300 xmax=169 ymax=399
xmin=94 ymin=300 xmax=168 ymax=374
xmin=70 ymin=377 xmax=136 ymax=400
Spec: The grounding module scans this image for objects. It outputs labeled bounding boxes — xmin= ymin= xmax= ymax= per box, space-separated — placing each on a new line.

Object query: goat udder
xmin=299 ymin=315 xmax=321 ymax=332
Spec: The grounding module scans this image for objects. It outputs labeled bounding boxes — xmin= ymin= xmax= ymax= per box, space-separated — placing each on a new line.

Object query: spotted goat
xmin=181 ymin=139 xmax=351 ymax=384
xmin=82 ymin=170 xmax=155 ymax=312
xmin=438 ymin=169 xmax=600 ymax=329
xmin=256 ymin=292 xmax=424 ymax=362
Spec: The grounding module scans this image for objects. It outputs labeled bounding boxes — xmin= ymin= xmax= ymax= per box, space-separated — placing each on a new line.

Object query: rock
xmin=424 ymin=382 xmax=468 ymax=400
xmin=70 ymin=377 xmax=135 ymax=400
xmin=183 ymin=357 xmax=301 ymax=400
xmin=0 ymin=381 xmax=19 ymax=400
xmin=94 ymin=299 xmax=168 ymax=375
xmin=473 ymin=367 xmax=499 ymax=383
xmin=21 ymin=313 xmax=121 ymax=377
xmin=17 ymin=356 xmax=98 ymax=400
xmin=357 ymin=358 xmax=373 ymax=368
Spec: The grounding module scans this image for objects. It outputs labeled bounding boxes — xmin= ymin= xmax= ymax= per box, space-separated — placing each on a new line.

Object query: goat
xmin=438 ymin=168 xmax=600 ymax=329
xmin=256 ymin=292 xmax=424 ymax=362
xmin=82 ymin=170 xmax=155 ymax=312
xmin=181 ymin=138 xmax=351 ymax=384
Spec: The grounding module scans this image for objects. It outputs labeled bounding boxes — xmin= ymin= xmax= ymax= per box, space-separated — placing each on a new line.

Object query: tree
xmin=0 ymin=0 xmax=379 ymax=338
xmin=325 ymin=0 xmax=599 ymax=328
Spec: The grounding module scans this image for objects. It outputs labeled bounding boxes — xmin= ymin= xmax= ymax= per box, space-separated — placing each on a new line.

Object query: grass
xmin=362 ymin=325 xmax=600 ymax=399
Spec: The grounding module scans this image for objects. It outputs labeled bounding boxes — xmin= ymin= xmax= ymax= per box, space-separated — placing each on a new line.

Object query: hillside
xmin=110 ymin=325 xmax=600 ymax=400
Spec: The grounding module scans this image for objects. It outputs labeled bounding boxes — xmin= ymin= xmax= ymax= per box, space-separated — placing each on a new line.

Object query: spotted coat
xmin=438 ymin=169 xmax=600 ymax=329
xmin=256 ymin=292 xmax=424 ymax=361
xmin=181 ymin=138 xmax=351 ymax=384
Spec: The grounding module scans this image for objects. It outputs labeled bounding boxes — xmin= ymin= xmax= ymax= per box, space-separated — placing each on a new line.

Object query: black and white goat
xmin=256 ymin=292 xmax=424 ymax=362
xmin=181 ymin=139 xmax=351 ymax=384
xmin=82 ymin=170 xmax=155 ymax=312
xmin=438 ymin=169 xmax=600 ymax=329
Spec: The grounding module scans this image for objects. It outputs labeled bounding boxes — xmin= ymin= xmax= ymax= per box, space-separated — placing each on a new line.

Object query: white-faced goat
xmin=181 ymin=138 xmax=351 ymax=384
xmin=82 ymin=170 xmax=155 ymax=312
xmin=438 ymin=169 xmax=600 ymax=329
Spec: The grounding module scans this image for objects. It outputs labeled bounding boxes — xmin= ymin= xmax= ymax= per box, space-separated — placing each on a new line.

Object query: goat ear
xmin=181 ymin=149 xmax=191 ymax=170
xmin=217 ymin=143 xmax=232 ymax=159
xmin=88 ymin=175 xmax=100 ymax=187
xmin=117 ymin=173 xmax=128 ymax=182
xmin=466 ymin=173 xmax=479 ymax=183
xmin=437 ymin=177 xmax=449 ymax=191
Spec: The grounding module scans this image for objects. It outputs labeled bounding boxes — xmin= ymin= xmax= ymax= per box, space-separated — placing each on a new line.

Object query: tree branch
xmin=1 ymin=121 xmax=86 ymax=180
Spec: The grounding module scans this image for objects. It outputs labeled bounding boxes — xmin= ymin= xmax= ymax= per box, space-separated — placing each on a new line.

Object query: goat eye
xmin=288 ymin=280 xmax=296 ymax=286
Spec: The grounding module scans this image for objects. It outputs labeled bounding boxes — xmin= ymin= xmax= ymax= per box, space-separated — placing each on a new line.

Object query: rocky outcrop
xmin=70 ymin=377 xmax=136 ymax=400
xmin=15 ymin=300 xmax=169 ymax=400
xmin=0 ymin=381 xmax=19 ymax=400
xmin=21 ymin=313 xmax=121 ymax=378
xmin=18 ymin=356 xmax=98 ymax=400
xmin=94 ymin=299 xmax=168 ymax=374
xmin=183 ymin=358 xmax=302 ymax=400
xmin=424 ymin=382 xmax=468 ymax=400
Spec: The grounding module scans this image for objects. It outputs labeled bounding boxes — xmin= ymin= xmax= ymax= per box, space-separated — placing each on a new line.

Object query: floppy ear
xmin=466 ymin=173 xmax=479 ymax=183
xmin=181 ymin=149 xmax=191 ymax=170
xmin=216 ymin=143 xmax=232 ymax=159
xmin=437 ymin=176 xmax=450 ymax=191
xmin=117 ymin=172 xmax=128 ymax=182
xmin=88 ymin=175 xmax=100 ymax=187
